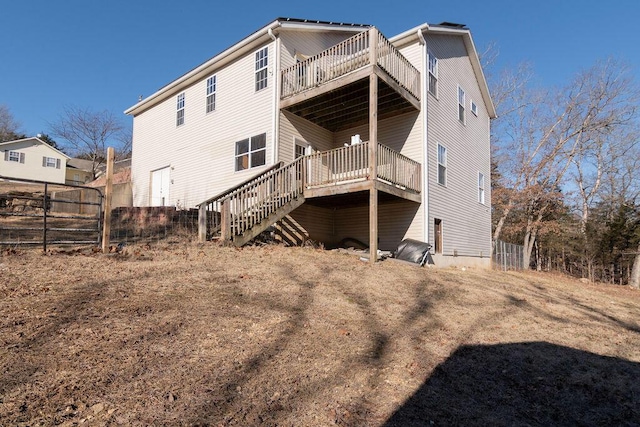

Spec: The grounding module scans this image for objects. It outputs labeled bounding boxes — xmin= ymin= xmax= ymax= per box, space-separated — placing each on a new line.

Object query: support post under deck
xmin=368 ymin=34 xmax=379 ymax=264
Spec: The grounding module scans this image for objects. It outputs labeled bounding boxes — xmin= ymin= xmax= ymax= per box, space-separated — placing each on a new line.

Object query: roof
xmin=67 ymin=158 xmax=95 ymax=171
xmin=0 ymin=137 xmax=71 ymax=159
xmin=390 ymin=23 xmax=496 ymax=119
xmin=125 ymin=17 xmax=370 ymax=117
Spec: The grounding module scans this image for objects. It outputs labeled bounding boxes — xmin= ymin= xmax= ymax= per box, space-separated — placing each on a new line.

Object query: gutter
xmin=269 ymin=28 xmax=280 ymax=165
xmin=417 ymin=29 xmax=430 ymax=244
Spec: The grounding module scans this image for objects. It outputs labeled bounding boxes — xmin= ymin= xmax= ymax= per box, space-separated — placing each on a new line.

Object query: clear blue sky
xmin=2 ymin=0 xmax=639 ymax=138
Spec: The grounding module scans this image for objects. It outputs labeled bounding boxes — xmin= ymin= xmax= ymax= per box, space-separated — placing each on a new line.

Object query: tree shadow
xmin=384 ymin=341 xmax=640 ymax=426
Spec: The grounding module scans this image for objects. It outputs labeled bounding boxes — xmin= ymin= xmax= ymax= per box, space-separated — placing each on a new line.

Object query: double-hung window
xmin=458 ymin=86 xmax=466 ymax=124
xmin=255 ymin=47 xmax=268 ymax=91
xmin=437 ymin=144 xmax=447 ymax=186
xmin=176 ymin=92 xmax=185 ymax=126
xmin=206 ymin=75 xmax=217 ymax=113
xmin=6 ymin=150 xmax=23 ymax=163
xmin=428 ymin=51 xmax=438 ymax=97
xmin=235 ymin=133 xmax=266 ymax=171
xmin=478 ymin=172 xmax=485 ymax=204
xmin=42 ymin=156 xmax=61 ymax=168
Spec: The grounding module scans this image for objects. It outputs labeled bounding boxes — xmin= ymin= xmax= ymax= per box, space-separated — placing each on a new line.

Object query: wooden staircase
xmin=197 ymin=157 xmax=305 ymax=246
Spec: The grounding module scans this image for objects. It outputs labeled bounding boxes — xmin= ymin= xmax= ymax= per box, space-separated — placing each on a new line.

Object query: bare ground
xmin=0 ymin=243 xmax=639 ymax=426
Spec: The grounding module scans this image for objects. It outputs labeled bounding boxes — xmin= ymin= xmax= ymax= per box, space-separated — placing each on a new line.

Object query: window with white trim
xmin=428 ymin=50 xmax=438 ymax=97
xmin=6 ymin=150 xmax=22 ymax=163
xmin=235 ymin=133 xmax=266 ymax=171
xmin=255 ymin=47 xmax=268 ymax=91
xmin=176 ymin=92 xmax=185 ymax=126
xmin=206 ymin=75 xmax=217 ymax=113
xmin=42 ymin=156 xmax=60 ymax=168
xmin=478 ymin=172 xmax=485 ymax=204
xmin=437 ymin=144 xmax=447 ymax=186
xmin=458 ymin=86 xmax=466 ymax=124
xmin=471 ymin=100 xmax=478 ymax=116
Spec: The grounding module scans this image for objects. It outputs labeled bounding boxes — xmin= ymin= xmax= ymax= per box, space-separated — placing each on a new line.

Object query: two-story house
xmin=0 ymin=137 xmax=69 ymax=184
xmin=125 ymin=18 xmax=496 ymax=267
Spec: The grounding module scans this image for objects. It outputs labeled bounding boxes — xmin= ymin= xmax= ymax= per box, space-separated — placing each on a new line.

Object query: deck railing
xmin=281 ymin=28 xmax=420 ymax=100
xmin=305 ymin=142 xmax=370 ymax=187
xmin=198 ymin=143 xmax=420 ymax=242
xmin=377 ymin=144 xmax=422 ymax=193
xmin=220 ymin=158 xmax=304 ymax=239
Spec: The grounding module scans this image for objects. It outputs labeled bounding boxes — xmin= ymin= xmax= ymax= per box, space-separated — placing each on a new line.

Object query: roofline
xmin=125 ymin=18 xmax=369 ymax=117
xmin=390 ymin=23 xmax=496 ymax=119
xmin=0 ymin=137 xmax=71 ymax=159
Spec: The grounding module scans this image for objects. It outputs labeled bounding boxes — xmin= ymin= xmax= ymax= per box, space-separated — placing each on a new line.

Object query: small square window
xmin=8 ymin=150 xmax=20 ymax=162
xmin=471 ymin=100 xmax=478 ymax=116
xmin=235 ymin=133 xmax=267 ymax=171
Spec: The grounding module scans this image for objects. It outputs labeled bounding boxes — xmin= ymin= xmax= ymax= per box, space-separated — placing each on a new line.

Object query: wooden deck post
xmin=101 ymin=147 xmax=114 ymax=253
xmin=369 ymin=32 xmax=379 ymax=264
xmin=198 ymin=203 xmax=207 ymax=242
xmin=220 ymin=198 xmax=231 ymax=242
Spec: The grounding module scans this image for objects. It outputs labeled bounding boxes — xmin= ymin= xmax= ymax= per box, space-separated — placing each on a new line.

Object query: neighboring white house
xmin=125 ymin=18 xmax=496 ymax=267
xmin=0 ymin=137 xmax=70 ymax=184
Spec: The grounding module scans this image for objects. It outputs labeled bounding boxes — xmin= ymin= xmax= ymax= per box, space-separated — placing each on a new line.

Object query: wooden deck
xmin=198 ymin=142 xmax=421 ymax=244
xmin=280 ymin=28 xmax=421 ymax=132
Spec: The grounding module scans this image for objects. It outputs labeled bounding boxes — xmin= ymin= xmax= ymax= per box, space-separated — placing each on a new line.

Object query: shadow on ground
xmin=384 ymin=341 xmax=640 ymax=426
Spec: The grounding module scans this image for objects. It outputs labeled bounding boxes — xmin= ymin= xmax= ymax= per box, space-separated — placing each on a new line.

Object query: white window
xmin=458 ymin=86 xmax=466 ymax=124
xmin=255 ymin=47 xmax=268 ymax=91
xmin=235 ymin=133 xmax=266 ymax=171
xmin=471 ymin=100 xmax=478 ymax=116
xmin=206 ymin=75 xmax=217 ymax=113
xmin=478 ymin=172 xmax=485 ymax=204
xmin=428 ymin=50 xmax=438 ymax=97
xmin=176 ymin=92 xmax=185 ymax=126
xmin=42 ymin=156 xmax=61 ymax=168
xmin=437 ymin=144 xmax=447 ymax=186
xmin=5 ymin=150 xmax=23 ymax=163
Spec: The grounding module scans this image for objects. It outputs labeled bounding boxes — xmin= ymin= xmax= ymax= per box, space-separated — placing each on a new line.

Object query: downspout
xmin=268 ymin=27 xmax=280 ymax=165
xmin=417 ymin=28 xmax=430 ymax=244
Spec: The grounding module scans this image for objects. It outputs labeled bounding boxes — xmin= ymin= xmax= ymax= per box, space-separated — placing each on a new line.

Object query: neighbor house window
xmin=437 ymin=144 xmax=447 ymax=186
xmin=478 ymin=172 xmax=485 ymax=204
xmin=206 ymin=75 xmax=217 ymax=113
xmin=428 ymin=50 xmax=438 ymax=97
xmin=5 ymin=150 xmax=24 ymax=163
xmin=471 ymin=100 xmax=478 ymax=116
xmin=458 ymin=86 xmax=466 ymax=124
xmin=255 ymin=47 xmax=268 ymax=91
xmin=176 ymin=92 xmax=185 ymax=126
xmin=42 ymin=156 xmax=61 ymax=168
xmin=235 ymin=133 xmax=266 ymax=171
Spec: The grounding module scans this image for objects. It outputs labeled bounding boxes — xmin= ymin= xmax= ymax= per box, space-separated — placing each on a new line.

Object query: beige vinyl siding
xmin=132 ymin=41 xmax=276 ymax=208
xmin=279 ymin=29 xmax=364 ymax=70
xmin=425 ymin=34 xmax=492 ymax=257
xmin=278 ymin=111 xmax=334 ymax=164
xmin=287 ymin=204 xmax=335 ymax=244
xmin=1 ymin=140 xmax=66 ymax=184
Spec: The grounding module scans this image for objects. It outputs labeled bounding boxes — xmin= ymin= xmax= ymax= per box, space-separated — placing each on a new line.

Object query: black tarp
xmin=393 ymin=239 xmax=432 ymax=266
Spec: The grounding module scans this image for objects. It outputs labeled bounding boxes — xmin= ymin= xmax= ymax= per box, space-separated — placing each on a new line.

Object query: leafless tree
xmin=491 ymin=59 xmax=639 ymax=269
xmin=49 ymin=106 xmax=125 ymax=179
xmin=0 ymin=104 xmax=24 ymax=142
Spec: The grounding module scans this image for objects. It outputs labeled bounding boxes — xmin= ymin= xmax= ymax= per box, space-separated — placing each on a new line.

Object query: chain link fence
xmin=493 ymin=239 xmax=525 ymax=271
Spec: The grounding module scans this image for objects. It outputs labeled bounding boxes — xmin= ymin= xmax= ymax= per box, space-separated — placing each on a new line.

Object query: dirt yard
xmin=1 ymin=243 xmax=639 ymax=426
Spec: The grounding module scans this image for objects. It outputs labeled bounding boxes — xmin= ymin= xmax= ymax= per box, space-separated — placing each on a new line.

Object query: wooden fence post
xmin=102 ymin=147 xmax=115 ymax=253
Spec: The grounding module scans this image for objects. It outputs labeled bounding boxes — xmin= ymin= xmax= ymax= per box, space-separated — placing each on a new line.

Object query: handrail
xmin=281 ymin=28 xmax=420 ymax=100
xmin=221 ymin=157 xmax=304 ymax=239
xmin=305 ymin=142 xmax=370 ymax=187
xmin=376 ymin=143 xmax=421 ymax=193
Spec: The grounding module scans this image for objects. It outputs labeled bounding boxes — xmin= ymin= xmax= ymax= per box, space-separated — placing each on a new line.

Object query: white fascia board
xmin=391 ymin=24 xmax=496 ymax=119
xmin=125 ymin=19 xmax=283 ymax=116
xmin=0 ymin=137 xmax=70 ymax=158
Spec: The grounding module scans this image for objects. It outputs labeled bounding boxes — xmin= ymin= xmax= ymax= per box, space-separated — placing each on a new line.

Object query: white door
xmin=151 ymin=167 xmax=170 ymax=206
